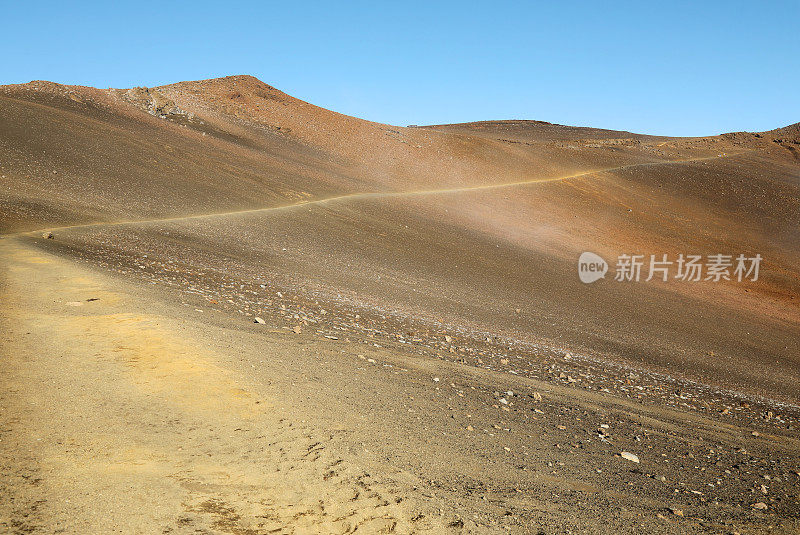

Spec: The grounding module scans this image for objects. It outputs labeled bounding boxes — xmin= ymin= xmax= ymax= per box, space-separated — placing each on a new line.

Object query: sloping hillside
xmin=2 ymin=76 xmax=800 ymax=534
xmin=1 ymin=76 xmax=798 ymax=399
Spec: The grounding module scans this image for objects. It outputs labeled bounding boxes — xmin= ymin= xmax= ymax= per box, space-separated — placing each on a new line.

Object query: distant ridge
xmin=419 ymin=119 xmax=664 ymax=143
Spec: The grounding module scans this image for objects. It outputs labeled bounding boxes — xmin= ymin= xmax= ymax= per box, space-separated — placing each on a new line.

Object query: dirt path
xmin=3 ymin=151 xmax=746 ymax=240
xmin=0 ymin=238 xmax=455 ymax=534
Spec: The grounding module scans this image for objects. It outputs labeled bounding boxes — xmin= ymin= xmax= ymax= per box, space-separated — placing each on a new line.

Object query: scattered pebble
xmin=621 ymin=452 xmax=640 ymax=463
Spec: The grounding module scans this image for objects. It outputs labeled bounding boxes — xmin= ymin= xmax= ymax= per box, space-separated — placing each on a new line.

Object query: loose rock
xmin=621 ymin=451 xmax=640 ymax=463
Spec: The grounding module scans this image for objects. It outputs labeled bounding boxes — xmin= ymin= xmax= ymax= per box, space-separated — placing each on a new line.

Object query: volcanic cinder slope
xmin=1 ymin=76 xmax=799 ymax=534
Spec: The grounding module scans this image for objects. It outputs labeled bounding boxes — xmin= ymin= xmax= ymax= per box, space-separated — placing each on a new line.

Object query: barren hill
xmin=1 ymin=76 xmax=799 ymax=533
xmin=2 ymin=75 xmax=797 ymax=398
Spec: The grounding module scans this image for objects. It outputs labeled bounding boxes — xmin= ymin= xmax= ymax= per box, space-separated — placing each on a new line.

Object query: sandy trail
xmin=4 ymin=151 xmax=745 ymax=239
xmin=0 ymin=238 xmax=454 ymax=534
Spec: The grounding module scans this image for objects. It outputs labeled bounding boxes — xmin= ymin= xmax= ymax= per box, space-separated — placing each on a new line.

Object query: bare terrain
xmin=1 ymin=76 xmax=799 ymax=533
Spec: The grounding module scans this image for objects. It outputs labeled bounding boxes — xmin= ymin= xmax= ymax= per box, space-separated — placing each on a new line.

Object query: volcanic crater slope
xmin=1 ymin=76 xmax=799 ymax=534
xmin=2 ymin=75 xmax=797 ymax=400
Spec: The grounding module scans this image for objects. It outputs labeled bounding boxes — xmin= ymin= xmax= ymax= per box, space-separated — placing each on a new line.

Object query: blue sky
xmin=3 ymin=1 xmax=798 ymax=136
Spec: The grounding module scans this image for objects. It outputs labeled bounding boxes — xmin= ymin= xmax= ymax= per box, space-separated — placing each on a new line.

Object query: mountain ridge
xmin=3 ymin=75 xmax=795 ymax=140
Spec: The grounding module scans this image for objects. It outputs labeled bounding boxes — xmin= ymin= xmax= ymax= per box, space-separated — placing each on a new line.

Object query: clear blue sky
xmin=3 ymin=1 xmax=798 ymax=136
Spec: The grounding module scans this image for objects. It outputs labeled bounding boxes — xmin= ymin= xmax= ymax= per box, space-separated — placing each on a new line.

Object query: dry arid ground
xmin=1 ymin=76 xmax=799 ymax=534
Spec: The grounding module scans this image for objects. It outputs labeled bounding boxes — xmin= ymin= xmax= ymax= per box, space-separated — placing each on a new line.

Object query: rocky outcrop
xmin=122 ymin=86 xmax=190 ymax=119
